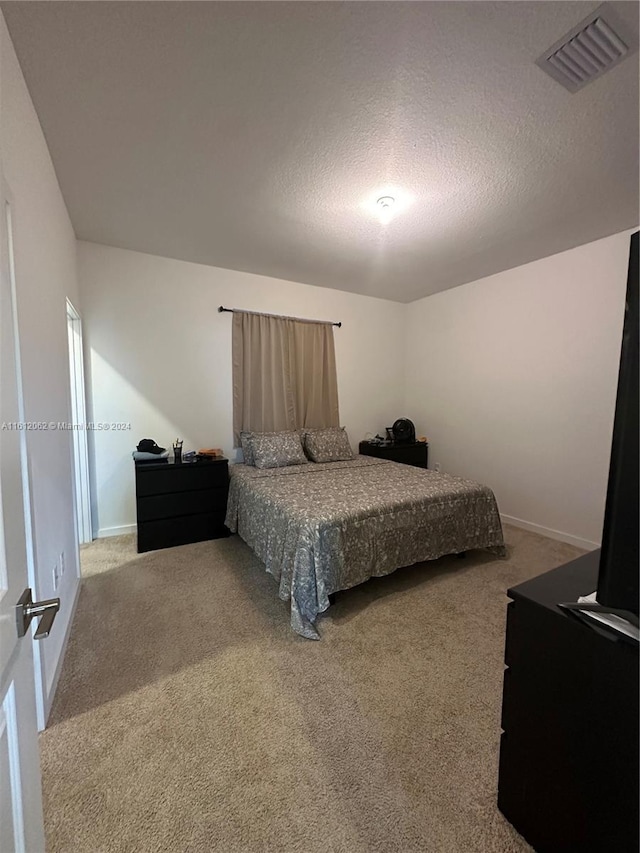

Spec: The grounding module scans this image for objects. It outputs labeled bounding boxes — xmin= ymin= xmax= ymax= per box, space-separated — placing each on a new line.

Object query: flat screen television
xmin=597 ymin=230 xmax=639 ymax=617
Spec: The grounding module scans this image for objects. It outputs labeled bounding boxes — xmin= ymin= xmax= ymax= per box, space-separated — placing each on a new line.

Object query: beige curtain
xmin=232 ymin=311 xmax=340 ymax=445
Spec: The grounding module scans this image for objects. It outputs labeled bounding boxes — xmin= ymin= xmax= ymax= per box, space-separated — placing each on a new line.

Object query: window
xmin=232 ymin=311 xmax=340 ymax=445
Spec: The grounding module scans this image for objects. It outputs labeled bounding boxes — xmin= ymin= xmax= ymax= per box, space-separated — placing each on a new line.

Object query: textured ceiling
xmin=3 ymin=1 xmax=639 ymax=303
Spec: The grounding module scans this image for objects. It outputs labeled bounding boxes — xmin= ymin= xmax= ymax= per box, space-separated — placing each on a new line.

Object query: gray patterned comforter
xmin=225 ymin=456 xmax=505 ymax=639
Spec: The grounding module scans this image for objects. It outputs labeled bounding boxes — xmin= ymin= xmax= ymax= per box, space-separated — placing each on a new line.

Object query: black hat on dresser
xmin=136 ymin=439 xmax=166 ymax=454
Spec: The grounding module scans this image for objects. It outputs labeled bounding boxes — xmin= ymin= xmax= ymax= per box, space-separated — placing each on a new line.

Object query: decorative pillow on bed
xmin=303 ymin=427 xmax=354 ymax=463
xmin=240 ymin=431 xmax=256 ymax=466
xmin=251 ymin=431 xmax=308 ymax=469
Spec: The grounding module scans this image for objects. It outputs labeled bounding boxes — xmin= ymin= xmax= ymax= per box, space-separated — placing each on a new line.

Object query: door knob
xmin=16 ymin=588 xmax=60 ymax=640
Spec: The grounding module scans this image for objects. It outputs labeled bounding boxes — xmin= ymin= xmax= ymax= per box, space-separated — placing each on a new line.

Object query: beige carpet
xmin=41 ymin=526 xmax=583 ymax=853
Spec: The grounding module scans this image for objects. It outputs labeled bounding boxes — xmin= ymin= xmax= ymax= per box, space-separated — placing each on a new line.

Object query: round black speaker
xmin=392 ymin=418 xmax=416 ymax=444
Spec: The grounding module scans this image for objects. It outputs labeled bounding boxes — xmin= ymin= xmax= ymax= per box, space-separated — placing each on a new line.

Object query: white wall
xmin=405 ymin=231 xmax=635 ymax=549
xmin=1 ymin=13 xmax=81 ymax=724
xmin=81 ymin=232 xmax=633 ymax=549
xmin=77 ymin=241 xmax=406 ymax=536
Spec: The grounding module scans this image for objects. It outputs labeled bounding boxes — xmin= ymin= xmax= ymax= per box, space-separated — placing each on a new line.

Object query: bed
xmin=225 ymin=455 xmax=505 ymax=639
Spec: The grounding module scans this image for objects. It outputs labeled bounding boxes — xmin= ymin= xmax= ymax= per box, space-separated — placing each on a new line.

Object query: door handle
xmin=16 ymin=588 xmax=60 ymax=640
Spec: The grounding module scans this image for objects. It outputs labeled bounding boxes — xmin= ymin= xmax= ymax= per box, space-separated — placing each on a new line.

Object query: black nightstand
xmin=498 ymin=551 xmax=638 ymax=852
xmin=358 ymin=441 xmax=428 ymax=468
xmin=135 ymin=458 xmax=229 ymax=552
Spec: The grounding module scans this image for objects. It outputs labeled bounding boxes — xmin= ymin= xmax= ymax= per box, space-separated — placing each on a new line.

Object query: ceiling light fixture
xmin=376 ymin=196 xmax=396 ymax=224
xmin=361 ymin=187 xmax=413 ymax=225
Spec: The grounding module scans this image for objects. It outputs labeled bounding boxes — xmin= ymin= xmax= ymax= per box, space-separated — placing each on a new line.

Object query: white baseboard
xmin=97 ymin=523 xmax=136 ymax=538
xmin=501 ymin=514 xmax=599 ymax=552
xmin=43 ymin=575 xmax=81 ymax=727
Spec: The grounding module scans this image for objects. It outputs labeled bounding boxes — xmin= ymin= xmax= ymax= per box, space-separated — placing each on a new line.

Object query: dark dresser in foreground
xmin=498 ymin=549 xmax=639 ymax=852
xmin=358 ymin=440 xmax=428 ymax=468
xmin=135 ymin=458 xmax=229 ymax=552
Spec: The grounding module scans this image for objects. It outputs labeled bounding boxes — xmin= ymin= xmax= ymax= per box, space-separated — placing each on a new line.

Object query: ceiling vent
xmin=536 ymin=4 xmax=638 ymax=93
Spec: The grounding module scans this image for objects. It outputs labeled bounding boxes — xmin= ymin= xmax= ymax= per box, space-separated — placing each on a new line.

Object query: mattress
xmin=225 ymin=455 xmax=505 ymax=638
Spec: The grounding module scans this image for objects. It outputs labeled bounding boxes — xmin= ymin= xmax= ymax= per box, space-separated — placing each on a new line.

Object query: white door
xmin=66 ymin=301 xmax=93 ymax=545
xmin=0 ymin=190 xmax=47 ymax=849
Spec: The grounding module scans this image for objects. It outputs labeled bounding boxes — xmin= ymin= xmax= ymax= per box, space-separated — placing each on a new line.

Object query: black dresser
xmin=498 ymin=550 xmax=639 ymax=852
xmin=135 ymin=458 xmax=229 ymax=553
xmin=358 ymin=440 xmax=428 ymax=468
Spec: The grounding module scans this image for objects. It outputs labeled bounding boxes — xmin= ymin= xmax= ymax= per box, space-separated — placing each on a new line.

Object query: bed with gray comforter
xmin=225 ymin=455 xmax=505 ymax=639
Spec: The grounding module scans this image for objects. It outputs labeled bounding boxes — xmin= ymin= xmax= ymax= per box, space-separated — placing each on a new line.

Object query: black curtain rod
xmin=218 ymin=306 xmax=341 ymax=328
